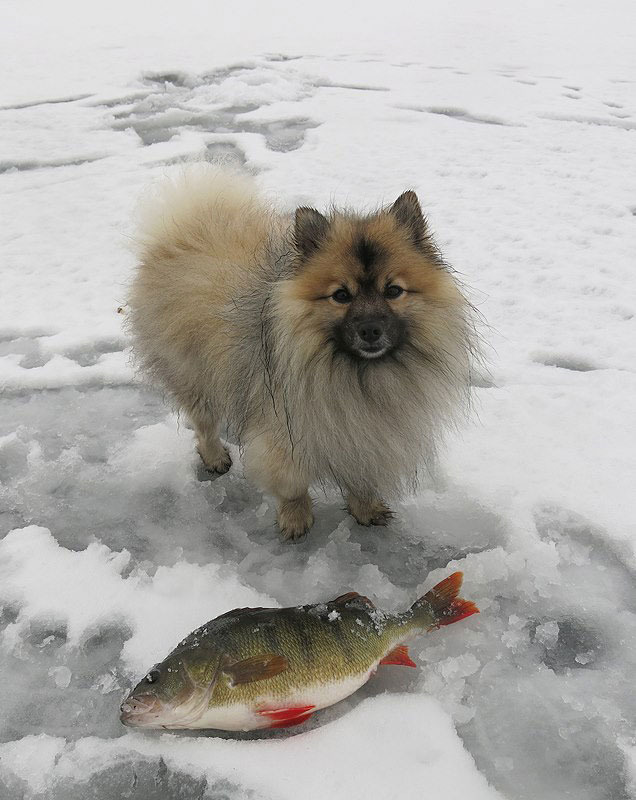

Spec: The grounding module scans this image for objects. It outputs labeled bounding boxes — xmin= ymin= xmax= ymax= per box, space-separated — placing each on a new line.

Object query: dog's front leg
xmin=346 ymin=494 xmax=393 ymax=527
xmin=244 ymin=432 xmax=313 ymax=541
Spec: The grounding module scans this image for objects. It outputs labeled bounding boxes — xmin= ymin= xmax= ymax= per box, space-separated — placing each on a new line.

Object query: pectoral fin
xmin=223 ymin=653 xmax=288 ymax=686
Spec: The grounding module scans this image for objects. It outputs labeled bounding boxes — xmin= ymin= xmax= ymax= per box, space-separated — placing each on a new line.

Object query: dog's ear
xmin=389 ymin=191 xmax=428 ymax=250
xmin=294 ymin=207 xmax=330 ymax=258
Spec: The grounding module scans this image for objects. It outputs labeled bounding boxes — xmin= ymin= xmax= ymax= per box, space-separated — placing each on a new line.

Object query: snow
xmin=2 ymin=697 xmax=503 ymax=800
xmin=1 ymin=0 xmax=636 ymax=798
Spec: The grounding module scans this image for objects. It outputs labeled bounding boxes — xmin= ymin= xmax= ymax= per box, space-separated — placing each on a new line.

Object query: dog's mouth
xmin=331 ymin=325 xmax=402 ymax=363
xmin=346 ymin=338 xmax=400 ymax=362
xmin=355 ymin=343 xmax=390 ymax=359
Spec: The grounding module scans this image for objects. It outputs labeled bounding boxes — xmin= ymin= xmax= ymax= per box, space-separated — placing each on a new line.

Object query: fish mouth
xmin=120 ymin=690 xmax=208 ymax=729
xmin=120 ymin=693 xmax=168 ymax=728
xmin=120 ymin=662 xmax=219 ymax=730
xmin=119 ymin=692 xmax=210 ymax=728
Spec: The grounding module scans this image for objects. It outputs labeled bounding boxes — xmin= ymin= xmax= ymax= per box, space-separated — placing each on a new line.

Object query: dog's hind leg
xmin=187 ymin=401 xmax=232 ymax=475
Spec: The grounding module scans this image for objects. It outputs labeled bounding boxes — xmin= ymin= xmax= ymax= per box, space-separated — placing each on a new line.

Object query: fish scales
xmin=208 ymin=605 xmax=403 ymax=706
xmin=121 ymin=572 xmax=478 ymax=731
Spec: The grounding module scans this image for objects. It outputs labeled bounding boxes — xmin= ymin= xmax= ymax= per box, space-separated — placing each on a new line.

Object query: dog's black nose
xmin=357 ymin=318 xmax=384 ymax=344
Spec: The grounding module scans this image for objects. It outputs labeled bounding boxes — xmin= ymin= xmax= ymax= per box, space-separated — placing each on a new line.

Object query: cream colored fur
xmin=127 ymin=165 xmax=474 ymax=540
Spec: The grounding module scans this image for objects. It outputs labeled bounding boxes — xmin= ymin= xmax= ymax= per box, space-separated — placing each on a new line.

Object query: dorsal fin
xmin=215 ymin=607 xmax=267 ymax=621
xmin=330 ymin=591 xmax=376 ymax=611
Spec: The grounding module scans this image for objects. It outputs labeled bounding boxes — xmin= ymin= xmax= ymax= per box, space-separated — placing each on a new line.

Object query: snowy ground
xmin=1 ymin=1 xmax=636 ymax=798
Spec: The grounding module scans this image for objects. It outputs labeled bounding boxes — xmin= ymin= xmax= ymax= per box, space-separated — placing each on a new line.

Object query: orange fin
xmin=415 ymin=571 xmax=479 ymax=628
xmin=268 ymin=712 xmax=314 ymax=729
xmin=223 ymin=653 xmax=288 ymax=686
xmin=330 ymin=591 xmax=375 ymax=610
xmin=423 ymin=572 xmax=463 ymax=612
xmin=257 ymin=705 xmax=315 ymax=729
xmin=436 ymin=598 xmax=480 ymax=627
xmin=379 ymin=644 xmax=417 ymax=668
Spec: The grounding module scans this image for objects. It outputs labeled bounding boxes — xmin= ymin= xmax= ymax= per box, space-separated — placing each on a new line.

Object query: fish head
xmin=120 ymin=648 xmax=222 ymax=729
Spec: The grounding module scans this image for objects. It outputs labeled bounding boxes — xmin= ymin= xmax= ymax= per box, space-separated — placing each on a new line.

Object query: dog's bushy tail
xmin=134 ymin=163 xmax=265 ymax=260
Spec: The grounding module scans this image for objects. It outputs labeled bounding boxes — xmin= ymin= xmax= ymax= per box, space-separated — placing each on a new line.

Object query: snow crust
xmin=1 ymin=0 xmax=636 ymax=798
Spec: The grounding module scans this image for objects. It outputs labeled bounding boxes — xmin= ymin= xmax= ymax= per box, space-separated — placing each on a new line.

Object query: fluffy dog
xmin=127 ymin=166 xmax=475 ymax=540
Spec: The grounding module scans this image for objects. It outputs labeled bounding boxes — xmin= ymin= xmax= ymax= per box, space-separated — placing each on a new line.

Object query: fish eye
xmin=145 ymin=669 xmax=160 ymax=684
xmin=384 ymin=284 xmax=404 ymax=299
xmin=332 ymin=288 xmax=352 ymax=304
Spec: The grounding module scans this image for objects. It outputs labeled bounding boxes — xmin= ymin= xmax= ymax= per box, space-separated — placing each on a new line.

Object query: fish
xmin=120 ymin=571 xmax=478 ymax=731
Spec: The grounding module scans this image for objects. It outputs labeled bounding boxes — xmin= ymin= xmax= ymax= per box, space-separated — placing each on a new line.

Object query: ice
xmin=49 ymin=666 xmax=72 ymax=690
xmin=2 ymin=0 xmax=636 ymax=797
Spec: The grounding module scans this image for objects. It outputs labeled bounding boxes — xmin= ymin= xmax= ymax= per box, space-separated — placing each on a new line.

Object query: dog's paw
xmin=198 ymin=444 xmax=232 ymax=475
xmin=347 ymin=496 xmax=393 ymax=527
xmin=278 ymin=496 xmax=314 ymax=542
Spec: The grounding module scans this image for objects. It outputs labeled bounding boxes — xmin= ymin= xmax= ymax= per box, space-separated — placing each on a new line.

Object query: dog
xmin=127 ymin=166 xmax=475 ymax=540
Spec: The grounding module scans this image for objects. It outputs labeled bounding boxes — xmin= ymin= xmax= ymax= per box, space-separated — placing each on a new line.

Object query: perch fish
xmin=120 ymin=571 xmax=478 ymax=731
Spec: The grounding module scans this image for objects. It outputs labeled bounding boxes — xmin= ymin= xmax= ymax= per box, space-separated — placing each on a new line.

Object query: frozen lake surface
xmin=1 ymin=1 xmax=636 ymax=797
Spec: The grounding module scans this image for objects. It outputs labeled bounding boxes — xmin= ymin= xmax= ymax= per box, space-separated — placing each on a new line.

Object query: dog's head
xmin=276 ymin=191 xmax=466 ymax=367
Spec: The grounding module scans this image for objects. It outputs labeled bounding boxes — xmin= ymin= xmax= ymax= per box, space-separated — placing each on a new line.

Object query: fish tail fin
xmin=411 ymin=571 xmax=479 ymax=630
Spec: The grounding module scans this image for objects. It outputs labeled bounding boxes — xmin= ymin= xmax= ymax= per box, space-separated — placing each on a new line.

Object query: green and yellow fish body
xmin=121 ymin=572 xmax=478 ymax=731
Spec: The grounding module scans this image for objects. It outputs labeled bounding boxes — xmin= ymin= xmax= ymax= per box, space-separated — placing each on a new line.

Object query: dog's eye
xmin=145 ymin=669 xmax=160 ymax=684
xmin=332 ymin=288 xmax=352 ymax=304
xmin=385 ymin=284 xmax=404 ymax=299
